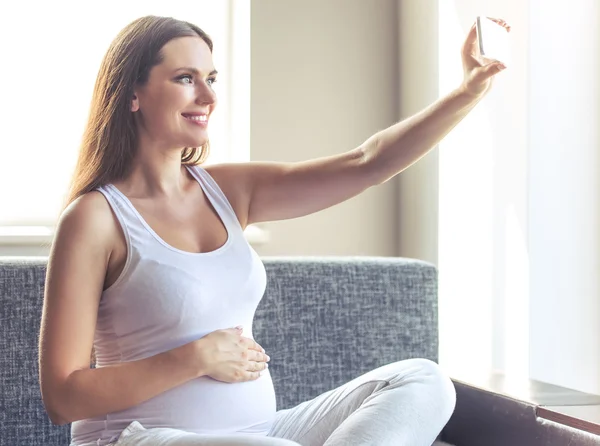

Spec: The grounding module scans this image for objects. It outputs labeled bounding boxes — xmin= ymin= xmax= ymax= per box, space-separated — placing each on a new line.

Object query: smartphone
xmin=476 ymin=16 xmax=510 ymax=65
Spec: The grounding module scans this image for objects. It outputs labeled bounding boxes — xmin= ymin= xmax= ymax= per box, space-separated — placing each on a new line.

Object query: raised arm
xmin=207 ymin=20 xmax=509 ymax=226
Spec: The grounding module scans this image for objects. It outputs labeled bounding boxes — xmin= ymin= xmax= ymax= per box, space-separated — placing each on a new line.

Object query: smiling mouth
xmin=182 ymin=113 xmax=208 ymax=123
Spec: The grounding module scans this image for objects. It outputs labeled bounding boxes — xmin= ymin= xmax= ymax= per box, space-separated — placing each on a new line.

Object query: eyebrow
xmin=174 ymin=67 xmax=218 ymax=76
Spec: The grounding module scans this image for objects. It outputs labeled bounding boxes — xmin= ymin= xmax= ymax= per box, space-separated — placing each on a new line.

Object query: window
xmin=0 ymin=0 xmax=250 ymax=229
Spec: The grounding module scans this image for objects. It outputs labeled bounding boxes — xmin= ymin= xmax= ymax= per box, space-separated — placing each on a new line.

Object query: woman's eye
xmin=178 ymin=75 xmax=216 ymax=86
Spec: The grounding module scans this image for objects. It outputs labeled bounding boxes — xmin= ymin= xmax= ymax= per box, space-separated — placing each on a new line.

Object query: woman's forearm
xmin=361 ymin=86 xmax=483 ymax=185
xmin=48 ymin=342 xmax=201 ymax=425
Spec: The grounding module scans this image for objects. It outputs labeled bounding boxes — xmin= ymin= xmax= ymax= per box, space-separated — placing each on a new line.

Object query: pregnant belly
xmin=110 ymin=369 xmax=277 ymax=434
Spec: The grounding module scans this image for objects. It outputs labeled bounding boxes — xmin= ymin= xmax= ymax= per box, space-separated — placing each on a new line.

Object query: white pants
xmin=109 ymin=359 xmax=456 ymax=446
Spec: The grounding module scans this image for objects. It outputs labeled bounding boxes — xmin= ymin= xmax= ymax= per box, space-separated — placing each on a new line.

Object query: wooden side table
xmin=441 ymin=372 xmax=600 ymax=445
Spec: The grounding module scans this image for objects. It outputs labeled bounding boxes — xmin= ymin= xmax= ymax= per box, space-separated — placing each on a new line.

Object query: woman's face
xmin=132 ymin=36 xmax=217 ymax=151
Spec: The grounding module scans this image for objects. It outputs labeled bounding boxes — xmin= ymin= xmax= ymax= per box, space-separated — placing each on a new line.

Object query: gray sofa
xmin=0 ymin=256 xmax=439 ymax=446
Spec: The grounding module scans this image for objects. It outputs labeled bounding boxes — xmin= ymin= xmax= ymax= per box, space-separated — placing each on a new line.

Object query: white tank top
xmin=70 ymin=165 xmax=276 ymax=446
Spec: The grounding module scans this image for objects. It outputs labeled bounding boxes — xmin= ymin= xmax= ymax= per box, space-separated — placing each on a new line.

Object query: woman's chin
xmin=184 ymin=136 xmax=209 ymax=148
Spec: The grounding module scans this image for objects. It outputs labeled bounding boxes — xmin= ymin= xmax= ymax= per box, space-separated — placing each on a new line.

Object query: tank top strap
xmin=95 ymin=184 xmax=153 ymax=248
xmin=96 ymin=185 xmax=135 ymax=223
xmin=185 ymin=164 xmax=244 ymax=234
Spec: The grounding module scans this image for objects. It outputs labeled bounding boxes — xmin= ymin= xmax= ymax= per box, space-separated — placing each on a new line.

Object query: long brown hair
xmin=64 ymin=15 xmax=212 ymax=213
xmin=63 ymin=16 xmax=213 ymax=366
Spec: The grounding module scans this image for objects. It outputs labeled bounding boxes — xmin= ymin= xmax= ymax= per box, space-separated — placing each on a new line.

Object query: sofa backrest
xmin=0 ymin=256 xmax=438 ymax=445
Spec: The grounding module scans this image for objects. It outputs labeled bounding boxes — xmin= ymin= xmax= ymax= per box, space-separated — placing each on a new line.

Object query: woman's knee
xmin=407 ymin=358 xmax=456 ymax=416
xmin=385 ymin=358 xmax=456 ymax=417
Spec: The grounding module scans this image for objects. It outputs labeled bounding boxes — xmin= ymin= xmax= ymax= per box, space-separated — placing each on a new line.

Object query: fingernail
xmin=266 ymin=355 xmax=271 ymax=361
xmin=266 ymin=363 xmax=269 ymax=368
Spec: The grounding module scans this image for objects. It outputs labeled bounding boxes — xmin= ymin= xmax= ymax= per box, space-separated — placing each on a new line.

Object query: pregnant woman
xmin=38 ymin=15 xmax=509 ymax=446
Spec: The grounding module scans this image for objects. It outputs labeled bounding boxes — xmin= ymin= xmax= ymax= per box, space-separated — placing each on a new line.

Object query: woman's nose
xmin=196 ymin=83 xmax=217 ymax=105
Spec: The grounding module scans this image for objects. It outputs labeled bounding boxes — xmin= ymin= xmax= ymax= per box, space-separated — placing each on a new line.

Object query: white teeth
xmin=184 ymin=115 xmax=207 ymax=122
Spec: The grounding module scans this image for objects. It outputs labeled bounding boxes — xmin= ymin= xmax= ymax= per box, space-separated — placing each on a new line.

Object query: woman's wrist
xmin=168 ymin=339 xmax=206 ymax=380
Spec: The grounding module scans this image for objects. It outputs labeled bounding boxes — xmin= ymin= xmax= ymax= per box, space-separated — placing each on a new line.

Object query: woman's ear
xmin=131 ymin=94 xmax=140 ymax=113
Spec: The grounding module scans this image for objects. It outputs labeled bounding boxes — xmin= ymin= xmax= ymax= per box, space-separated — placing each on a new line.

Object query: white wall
xmin=250 ymin=0 xmax=400 ymax=257
xmin=397 ymin=0 xmax=440 ymax=266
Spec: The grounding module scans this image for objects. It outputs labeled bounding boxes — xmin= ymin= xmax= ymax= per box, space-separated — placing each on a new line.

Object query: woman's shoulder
xmin=54 ymin=191 xmax=122 ymax=254
xmin=62 ymin=190 xmax=114 ymax=227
